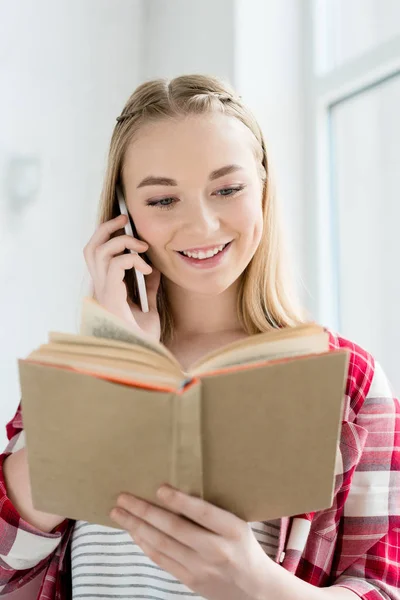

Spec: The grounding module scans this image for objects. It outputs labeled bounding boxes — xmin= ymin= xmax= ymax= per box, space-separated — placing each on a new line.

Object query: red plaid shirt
xmin=0 ymin=332 xmax=399 ymax=600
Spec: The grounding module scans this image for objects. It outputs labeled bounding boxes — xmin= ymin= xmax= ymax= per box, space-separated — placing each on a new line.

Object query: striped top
xmin=70 ymin=519 xmax=280 ymax=600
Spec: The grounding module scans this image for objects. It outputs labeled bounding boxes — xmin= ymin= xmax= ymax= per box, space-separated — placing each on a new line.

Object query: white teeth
xmin=182 ymin=244 xmax=226 ymax=259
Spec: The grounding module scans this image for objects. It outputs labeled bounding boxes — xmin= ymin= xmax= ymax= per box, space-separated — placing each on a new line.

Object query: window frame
xmin=304 ymin=2 xmax=400 ymax=328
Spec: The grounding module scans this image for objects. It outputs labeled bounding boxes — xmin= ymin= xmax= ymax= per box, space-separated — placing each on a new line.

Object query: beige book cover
xmin=18 ymin=298 xmax=349 ymax=527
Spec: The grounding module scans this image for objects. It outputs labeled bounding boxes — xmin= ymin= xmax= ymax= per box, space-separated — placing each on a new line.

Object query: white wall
xmin=0 ymin=0 xmax=144 ymax=448
xmin=234 ymin=0 xmax=306 ymax=292
xmin=141 ymin=0 xmax=236 ymax=82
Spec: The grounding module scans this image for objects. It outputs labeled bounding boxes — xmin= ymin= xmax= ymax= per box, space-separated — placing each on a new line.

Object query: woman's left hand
xmin=110 ymin=484 xmax=273 ymax=600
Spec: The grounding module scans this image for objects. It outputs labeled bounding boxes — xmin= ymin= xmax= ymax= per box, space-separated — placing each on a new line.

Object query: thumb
xmin=145 ymin=267 xmax=161 ymax=312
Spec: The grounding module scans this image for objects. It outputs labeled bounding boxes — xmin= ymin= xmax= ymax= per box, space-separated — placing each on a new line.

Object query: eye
xmin=214 ymin=185 xmax=245 ymax=197
xmin=146 ymin=197 xmax=176 ymax=210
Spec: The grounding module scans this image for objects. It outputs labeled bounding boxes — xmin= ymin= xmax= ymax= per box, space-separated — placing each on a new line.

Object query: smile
xmin=175 ymin=241 xmax=233 ymax=269
xmin=178 ymin=243 xmax=229 ymax=259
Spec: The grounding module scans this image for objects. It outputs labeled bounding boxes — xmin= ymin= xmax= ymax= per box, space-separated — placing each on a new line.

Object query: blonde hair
xmin=98 ymin=74 xmax=306 ymax=344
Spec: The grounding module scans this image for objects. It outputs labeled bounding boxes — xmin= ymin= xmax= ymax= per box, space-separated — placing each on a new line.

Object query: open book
xmin=18 ymin=297 xmax=349 ymax=527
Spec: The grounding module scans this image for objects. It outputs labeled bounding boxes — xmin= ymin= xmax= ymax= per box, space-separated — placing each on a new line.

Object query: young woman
xmin=1 ymin=75 xmax=398 ymax=600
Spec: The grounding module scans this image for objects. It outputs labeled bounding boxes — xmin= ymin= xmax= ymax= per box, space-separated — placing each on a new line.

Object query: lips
xmin=177 ymin=242 xmax=229 ymax=257
xmin=177 ymin=241 xmax=232 ymax=254
xmin=176 ymin=240 xmax=233 ymax=268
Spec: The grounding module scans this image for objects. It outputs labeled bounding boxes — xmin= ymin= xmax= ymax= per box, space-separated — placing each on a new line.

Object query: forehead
xmin=123 ymin=113 xmax=258 ymax=181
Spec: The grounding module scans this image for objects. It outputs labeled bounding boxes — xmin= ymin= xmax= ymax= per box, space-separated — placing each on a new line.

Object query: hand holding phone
xmin=83 ymin=201 xmax=161 ymax=342
xmin=116 ymin=185 xmax=149 ymax=313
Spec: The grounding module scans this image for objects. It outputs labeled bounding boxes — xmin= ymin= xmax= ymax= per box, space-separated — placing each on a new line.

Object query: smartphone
xmin=116 ymin=184 xmax=149 ymax=313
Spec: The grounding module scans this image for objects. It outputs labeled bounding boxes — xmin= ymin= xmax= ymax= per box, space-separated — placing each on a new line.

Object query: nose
xmin=182 ymin=197 xmax=220 ymax=236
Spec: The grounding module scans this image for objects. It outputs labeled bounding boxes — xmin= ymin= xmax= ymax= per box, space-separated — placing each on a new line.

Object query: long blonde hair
xmin=98 ymin=74 xmax=306 ymax=344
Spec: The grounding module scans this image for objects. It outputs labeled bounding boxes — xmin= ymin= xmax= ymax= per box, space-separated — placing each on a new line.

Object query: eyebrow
xmin=136 ymin=164 xmax=243 ymax=188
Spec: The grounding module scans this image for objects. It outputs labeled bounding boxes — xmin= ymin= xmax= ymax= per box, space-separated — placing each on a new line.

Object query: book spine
xmin=170 ymin=382 xmax=204 ymax=499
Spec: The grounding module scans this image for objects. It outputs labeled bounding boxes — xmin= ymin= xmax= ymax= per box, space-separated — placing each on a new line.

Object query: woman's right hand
xmin=83 ymin=214 xmax=162 ymax=343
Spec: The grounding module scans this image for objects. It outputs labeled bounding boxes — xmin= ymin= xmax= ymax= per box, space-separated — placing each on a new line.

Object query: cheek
xmin=233 ymin=198 xmax=263 ymax=242
xmin=134 ymin=216 xmax=168 ymax=246
xmin=134 ymin=217 xmax=173 ymax=266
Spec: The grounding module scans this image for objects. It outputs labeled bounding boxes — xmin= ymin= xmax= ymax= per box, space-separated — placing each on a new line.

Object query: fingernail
xmin=157 ymin=485 xmax=173 ymax=500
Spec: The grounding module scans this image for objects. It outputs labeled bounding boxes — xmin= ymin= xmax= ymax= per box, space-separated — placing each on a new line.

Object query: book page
xmin=45 ymin=337 xmax=182 ymax=376
xmin=188 ymin=325 xmax=327 ymax=375
xmin=49 ymin=331 xmax=155 ymax=352
xmin=26 ymin=350 xmax=182 ymax=389
xmin=80 ymin=297 xmax=181 ymax=369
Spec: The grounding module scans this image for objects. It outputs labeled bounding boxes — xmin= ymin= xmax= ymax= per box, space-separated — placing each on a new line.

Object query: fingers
xmin=156 ymin=487 xmax=243 ymax=540
xmin=114 ymin=495 xmax=224 ymax=560
xmin=94 ymin=235 xmax=150 ymax=282
xmin=83 ymin=215 xmax=151 ymax=301
xmin=84 ymin=215 xmax=128 ymax=270
xmin=112 ymin=506 xmax=198 ymax=567
xmin=84 ymin=215 xmax=147 ymax=268
xmin=106 ymin=253 xmax=151 ymax=293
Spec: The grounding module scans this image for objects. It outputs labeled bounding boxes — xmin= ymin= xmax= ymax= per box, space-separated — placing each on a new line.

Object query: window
xmin=307 ymin=1 xmax=400 ymax=390
xmin=315 ymin=0 xmax=400 ymax=72
xmin=331 ymin=74 xmax=400 ymax=389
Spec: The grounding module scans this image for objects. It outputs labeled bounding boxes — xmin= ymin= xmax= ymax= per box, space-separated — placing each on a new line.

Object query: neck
xmin=163 ymin=277 xmax=244 ymax=339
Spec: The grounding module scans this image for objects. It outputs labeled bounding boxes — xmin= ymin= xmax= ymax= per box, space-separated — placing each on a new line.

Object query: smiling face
xmin=121 ymin=113 xmax=265 ymax=296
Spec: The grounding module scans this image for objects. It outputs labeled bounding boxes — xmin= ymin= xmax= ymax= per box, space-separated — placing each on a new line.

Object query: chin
xmin=178 ymin=274 xmax=242 ymax=296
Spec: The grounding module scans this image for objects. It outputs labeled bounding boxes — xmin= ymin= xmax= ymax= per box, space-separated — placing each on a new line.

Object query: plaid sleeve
xmin=0 ymin=403 xmax=70 ymax=593
xmin=332 ymin=362 xmax=400 ymax=600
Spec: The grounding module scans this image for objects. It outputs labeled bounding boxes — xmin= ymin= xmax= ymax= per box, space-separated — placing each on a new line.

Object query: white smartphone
xmin=116 ymin=184 xmax=149 ymax=313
